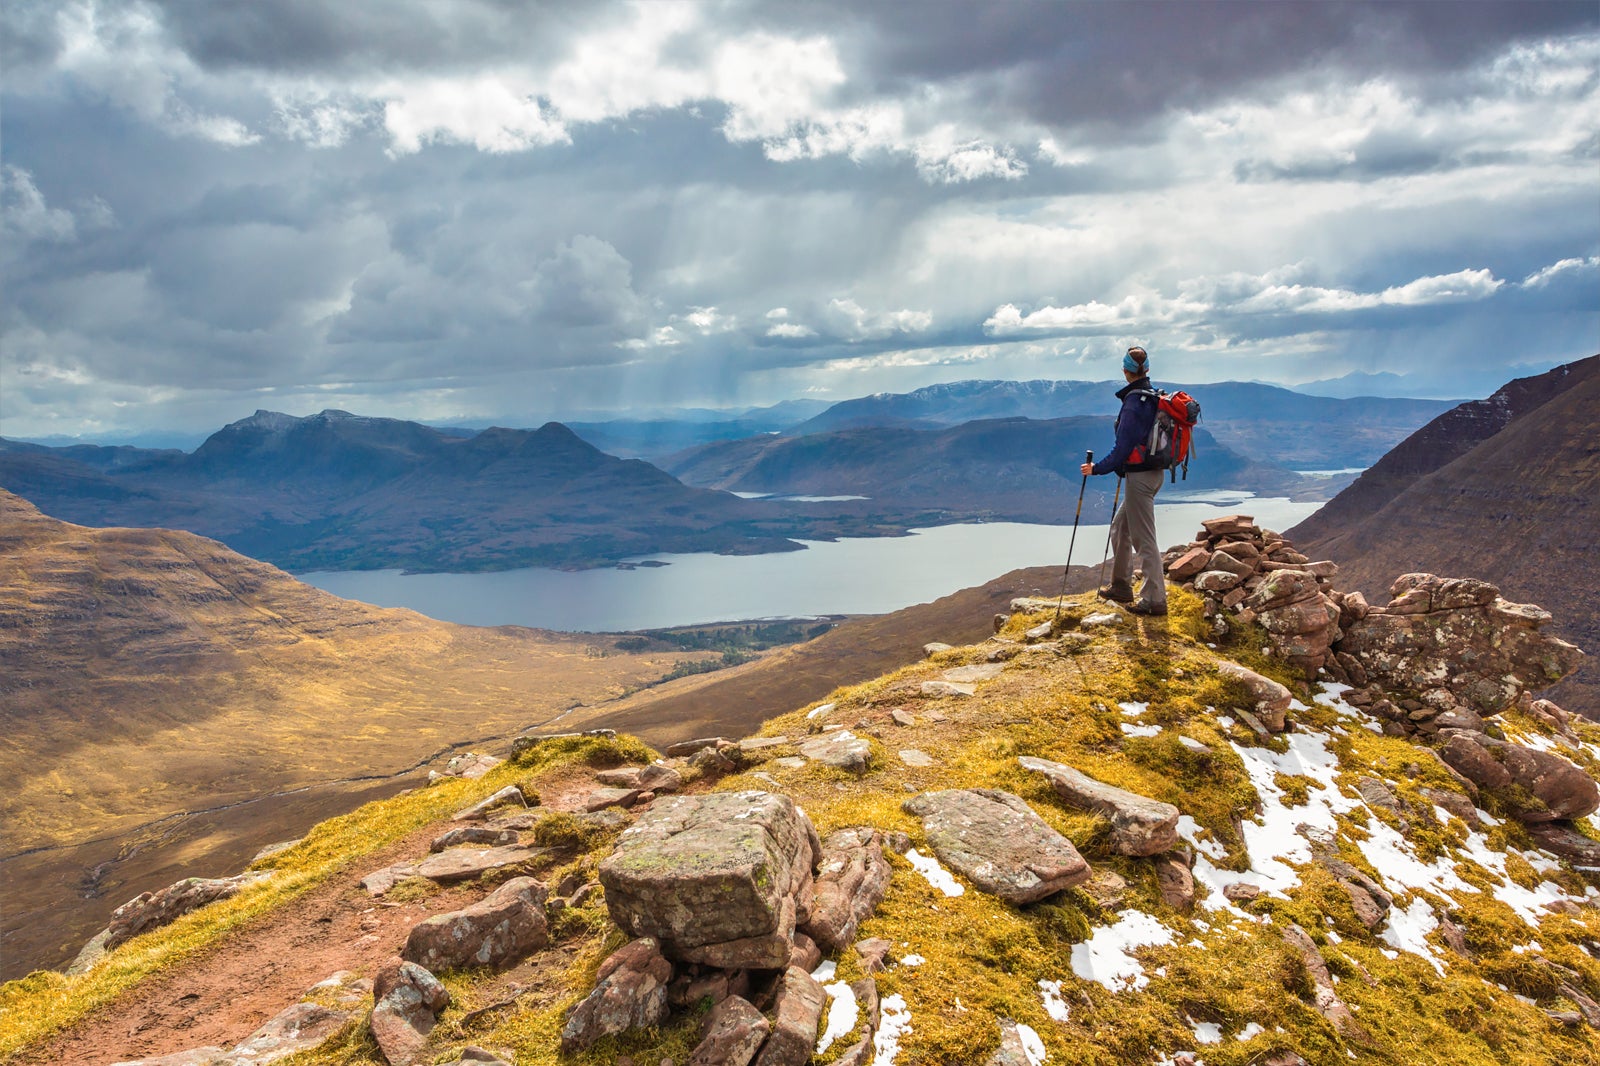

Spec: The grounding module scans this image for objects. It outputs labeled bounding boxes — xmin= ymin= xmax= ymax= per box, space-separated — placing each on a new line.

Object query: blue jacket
xmin=1091 ymin=377 xmax=1160 ymax=476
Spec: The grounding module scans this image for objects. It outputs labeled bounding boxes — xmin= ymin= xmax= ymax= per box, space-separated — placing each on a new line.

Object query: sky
xmin=2 ymin=0 xmax=1597 ymax=440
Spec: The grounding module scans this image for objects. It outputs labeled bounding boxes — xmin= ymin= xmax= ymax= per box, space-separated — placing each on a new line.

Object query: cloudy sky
xmin=2 ymin=0 xmax=1597 ymax=440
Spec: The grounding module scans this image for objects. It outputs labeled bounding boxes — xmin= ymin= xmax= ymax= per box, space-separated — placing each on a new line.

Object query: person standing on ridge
xmin=1080 ymin=346 xmax=1168 ymax=616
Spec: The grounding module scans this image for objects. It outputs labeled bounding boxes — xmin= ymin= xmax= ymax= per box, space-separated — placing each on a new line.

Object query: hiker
xmin=1079 ymin=346 xmax=1167 ymax=616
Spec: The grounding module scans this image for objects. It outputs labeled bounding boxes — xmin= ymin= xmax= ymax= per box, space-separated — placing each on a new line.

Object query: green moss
xmin=385 ymin=876 xmax=441 ymax=903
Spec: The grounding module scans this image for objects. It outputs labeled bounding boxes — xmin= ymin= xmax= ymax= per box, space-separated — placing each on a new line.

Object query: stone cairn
xmin=1165 ymin=514 xmax=1595 ymax=841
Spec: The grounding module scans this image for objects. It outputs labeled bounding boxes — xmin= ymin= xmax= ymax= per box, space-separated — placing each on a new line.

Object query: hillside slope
xmin=10 ymin=570 xmax=1600 ymax=1066
xmin=0 ymin=489 xmax=709 ymax=977
xmin=1289 ymin=359 xmax=1600 ymax=714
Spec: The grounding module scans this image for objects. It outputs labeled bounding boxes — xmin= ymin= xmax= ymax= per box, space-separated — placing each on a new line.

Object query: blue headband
xmin=1123 ymin=351 xmax=1147 ymax=374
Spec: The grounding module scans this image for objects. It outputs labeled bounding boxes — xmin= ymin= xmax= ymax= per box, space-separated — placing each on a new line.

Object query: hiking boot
xmin=1128 ymin=601 xmax=1168 ymax=617
xmin=1097 ymin=583 xmax=1135 ymax=604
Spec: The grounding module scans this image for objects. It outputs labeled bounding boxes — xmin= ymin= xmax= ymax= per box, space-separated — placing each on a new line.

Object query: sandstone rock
xmin=226 ymin=999 xmax=365 ymax=1064
xmin=1436 ymin=730 xmax=1599 ymax=822
xmin=798 ymin=730 xmax=872 ymax=773
xmin=1526 ymin=822 xmax=1600 ymax=865
xmin=371 ymin=958 xmax=449 ymax=1066
xmin=902 ymin=788 xmax=1090 ymax=904
xmin=1282 ymin=925 xmax=1364 ymax=1041
xmin=582 ymin=785 xmax=644 ymax=812
xmin=1341 ymin=881 xmax=1386 ymax=932
xmin=402 ymin=876 xmax=549 ymax=972
xmin=666 ymin=736 xmax=732 ymax=757
xmin=560 ymin=938 xmax=674 ymax=1053
xmin=437 ymin=752 xmax=502 ymax=780
xmin=452 ymin=785 xmax=529 ymax=822
xmin=1340 ymin=576 xmax=1585 ymax=715
xmin=1084 ymin=868 xmax=1128 ymax=908
xmin=1166 ymin=545 xmax=1211 ymax=580
xmin=890 ymin=709 xmax=915 ymax=727
xmin=601 ymin=792 xmax=811 ymax=961
xmin=1246 ymin=569 xmax=1320 ymax=612
xmin=429 ymin=826 xmax=516 ymax=853
xmin=106 ymin=873 xmax=271 ymax=951
xmin=456 ymin=1049 xmax=513 ymax=1066
xmin=1154 ymin=853 xmax=1195 ymax=913
xmin=1214 ymin=538 xmax=1261 ymax=559
xmin=1018 ymin=756 xmax=1179 ymax=856
xmin=1223 ymin=882 xmax=1261 ymax=903
xmin=1201 ymin=514 xmax=1255 ymax=538
xmin=413 ymin=844 xmax=545 ymax=884
xmin=1215 ymin=660 xmax=1292 ymax=732
xmin=691 ymin=747 xmax=738 ymax=775
xmin=922 ymin=679 xmax=978 ymax=697
xmin=800 ymin=828 xmax=892 ymax=952
xmin=1419 ymin=787 xmax=1480 ymax=827
xmin=898 ymin=748 xmax=935 ymax=768
xmin=790 ymin=931 xmax=822 ymax=973
xmin=751 ymin=966 xmax=827 ymax=1066
xmin=110 ymin=1049 xmax=227 ymax=1065
xmin=924 ymin=642 xmax=954 ymax=656
xmin=1206 ymin=549 xmax=1255 ymax=578
xmin=1194 ymin=569 xmax=1243 ymax=593
xmin=737 ymin=737 xmax=790 ymax=754
xmin=855 ymin=937 xmax=893 ymax=973
xmin=942 ymin=662 xmax=1005 ymax=683
xmin=691 ymin=995 xmax=769 ymax=1066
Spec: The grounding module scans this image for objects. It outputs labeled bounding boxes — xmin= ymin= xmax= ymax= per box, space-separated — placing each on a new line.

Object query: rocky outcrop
xmin=105 ymin=873 xmax=271 ymax=951
xmin=902 ymin=788 xmax=1091 ymax=904
xmin=401 ymin=876 xmax=549 ymax=972
xmin=1340 ymin=574 xmax=1584 ymax=717
xmin=751 ymin=966 xmax=827 ymax=1066
xmin=1282 ymin=924 xmax=1364 ymax=1042
xmin=798 ymin=730 xmax=873 ymax=773
xmin=1018 ymin=757 xmax=1179 ymax=856
xmin=370 ymin=958 xmax=449 ymax=1066
xmin=560 ymin=937 xmax=673 ymax=1053
xmin=1215 ymin=661 xmax=1293 ymax=732
xmin=599 ymin=791 xmax=818 ymax=968
xmin=451 ymin=785 xmax=531 ymax=822
xmin=1436 ymin=729 xmax=1598 ymax=823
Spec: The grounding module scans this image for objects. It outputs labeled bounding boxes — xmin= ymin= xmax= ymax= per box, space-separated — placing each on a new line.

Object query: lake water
xmin=300 ymin=494 xmax=1322 ymax=632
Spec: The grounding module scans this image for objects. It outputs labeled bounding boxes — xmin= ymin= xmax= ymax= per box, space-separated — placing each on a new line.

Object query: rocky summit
xmin=5 ymin=534 xmax=1600 ymax=1065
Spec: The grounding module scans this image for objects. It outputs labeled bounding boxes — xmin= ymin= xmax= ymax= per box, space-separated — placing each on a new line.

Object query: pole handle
xmin=1084 ymin=449 xmax=1093 ymax=464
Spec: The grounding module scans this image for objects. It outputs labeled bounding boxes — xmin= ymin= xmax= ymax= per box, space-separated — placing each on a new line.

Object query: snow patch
xmin=1237 ymin=1022 xmax=1265 ymax=1041
xmin=1039 ymin=978 xmax=1069 ymax=1021
xmin=807 ymin=702 xmax=836 ymax=719
xmin=1190 ymin=1019 xmax=1222 ymax=1044
xmin=817 ymin=976 xmax=858 ymax=1054
xmin=873 ymin=993 xmax=912 ymax=1064
xmin=906 ymin=848 xmax=965 ymax=896
xmin=1016 ymin=1022 xmax=1048 ymax=1065
xmin=1180 ymin=736 xmax=1210 ymax=751
xmin=1121 ymin=722 xmax=1162 ymax=738
xmin=1069 ymin=910 xmax=1174 ymax=991
xmin=1119 ymin=701 xmax=1149 ymax=717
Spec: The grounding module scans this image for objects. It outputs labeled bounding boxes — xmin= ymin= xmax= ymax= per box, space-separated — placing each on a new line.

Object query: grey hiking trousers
xmin=1110 ymin=469 xmax=1166 ymax=607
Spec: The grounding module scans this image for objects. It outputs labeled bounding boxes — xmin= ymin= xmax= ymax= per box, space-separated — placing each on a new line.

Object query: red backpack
xmin=1135 ymin=389 xmax=1201 ymax=481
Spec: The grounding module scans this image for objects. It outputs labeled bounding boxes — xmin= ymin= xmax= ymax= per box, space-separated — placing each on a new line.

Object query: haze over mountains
xmin=1289 ymin=354 xmax=1600 ymax=714
xmin=1 ymin=378 xmax=1453 ymax=576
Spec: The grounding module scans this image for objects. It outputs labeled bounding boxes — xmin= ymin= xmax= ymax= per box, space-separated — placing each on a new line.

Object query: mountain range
xmin=786 ymin=379 xmax=1455 ymax=469
xmin=1289 ymin=354 xmax=1600 ymax=714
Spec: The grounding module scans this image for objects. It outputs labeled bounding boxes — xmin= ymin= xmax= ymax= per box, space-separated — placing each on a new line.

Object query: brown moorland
xmin=0 ymin=489 xmax=708 ymax=977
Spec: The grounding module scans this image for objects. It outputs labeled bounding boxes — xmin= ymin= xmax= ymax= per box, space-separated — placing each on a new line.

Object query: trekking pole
xmin=1097 ymin=476 xmax=1123 ymax=592
xmin=1053 ymin=451 xmax=1092 ymax=624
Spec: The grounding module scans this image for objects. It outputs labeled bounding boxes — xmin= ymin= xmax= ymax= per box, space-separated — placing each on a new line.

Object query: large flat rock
xmin=1018 ymin=756 xmax=1179 ymax=856
xmin=599 ymin=791 xmax=812 ymax=953
xmin=902 ymin=788 xmax=1090 ymax=904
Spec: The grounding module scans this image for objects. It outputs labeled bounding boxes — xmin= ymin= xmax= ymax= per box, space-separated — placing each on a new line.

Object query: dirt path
xmin=30 ymin=770 xmax=608 ymax=1066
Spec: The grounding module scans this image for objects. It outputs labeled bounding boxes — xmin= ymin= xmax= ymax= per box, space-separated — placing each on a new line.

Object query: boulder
xmin=798 ymin=731 xmax=873 ymax=773
xmin=799 ymin=828 xmax=892 ymax=952
xmin=1526 ymin=822 xmax=1600 ymax=865
xmin=581 ymin=785 xmax=644 ymax=812
xmin=1194 ymin=569 xmax=1243 ymax=593
xmin=1154 ymin=853 xmax=1195 ymax=913
xmin=1340 ymin=576 xmax=1584 ymax=716
xmin=600 ymin=792 xmax=813 ymax=963
xmin=691 ymin=995 xmax=770 ymax=1066
xmin=751 ymin=966 xmax=827 ymax=1066
xmin=105 ymin=873 xmax=271 ymax=951
xmin=596 ymin=763 xmax=686 ymax=793
xmin=902 ymin=788 xmax=1090 ymax=904
xmin=1201 ymin=514 xmax=1256 ymax=538
xmin=1206 ymin=549 xmax=1255 ymax=579
xmin=1245 ymin=569 xmax=1320 ymax=613
xmin=370 ymin=959 xmax=449 ymax=1066
xmin=402 ymin=876 xmax=549 ymax=972
xmin=1018 ymin=756 xmax=1179 ymax=856
xmin=1215 ymin=661 xmax=1292 ymax=732
xmin=560 ymin=938 xmax=674 ymax=1053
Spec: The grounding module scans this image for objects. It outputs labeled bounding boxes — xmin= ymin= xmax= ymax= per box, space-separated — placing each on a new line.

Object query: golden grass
xmin=10 ymin=587 xmax=1600 ymax=1065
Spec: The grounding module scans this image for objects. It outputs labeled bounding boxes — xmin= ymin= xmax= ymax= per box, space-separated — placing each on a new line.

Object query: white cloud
xmin=2 ymin=166 xmax=79 ymax=243
xmin=765 ymin=307 xmax=790 ymax=319
xmin=827 ymin=298 xmax=933 ymax=340
xmin=1520 ymin=256 xmax=1600 ymax=288
xmin=380 ymin=74 xmax=569 ymax=155
xmin=766 ymin=322 xmax=815 ymax=339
